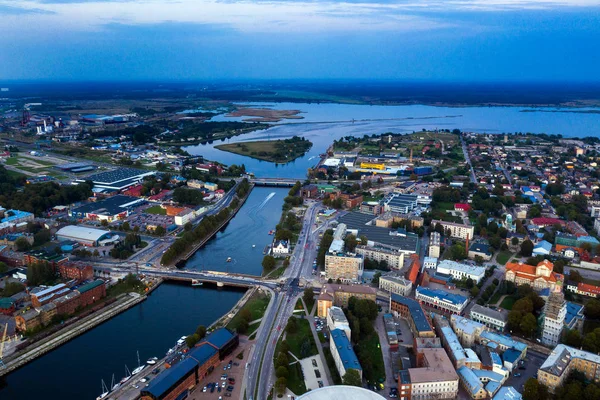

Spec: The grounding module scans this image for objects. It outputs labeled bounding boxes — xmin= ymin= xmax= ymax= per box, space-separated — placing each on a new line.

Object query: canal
xmin=185 ymin=186 xmax=288 ymax=275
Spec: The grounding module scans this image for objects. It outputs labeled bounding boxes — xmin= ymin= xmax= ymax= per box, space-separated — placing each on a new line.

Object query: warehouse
xmin=69 ymin=195 xmax=144 ymax=222
xmin=75 ymin=167 xmax=155 ymax=191
xmin=56 ymin=225 xmax=119 ymax=247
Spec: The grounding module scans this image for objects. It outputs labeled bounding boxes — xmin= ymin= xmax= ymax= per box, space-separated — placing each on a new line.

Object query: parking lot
xmin=189 ymin=358 xmax=243 ymax=400
xmin=505 ymin=350 xmax=546 ymax=392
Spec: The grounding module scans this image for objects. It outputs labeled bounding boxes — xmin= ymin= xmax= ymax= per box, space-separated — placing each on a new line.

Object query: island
xmin=215 ymin=136 xmax=312 ymax=163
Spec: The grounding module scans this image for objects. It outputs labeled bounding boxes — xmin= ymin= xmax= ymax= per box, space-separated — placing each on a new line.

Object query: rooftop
xmin=480 ymin=331 xmax=527 ymax=352
xmin=437 ymin=260 xmax=486 ymax=278
xmin=493 ymin=387 xmax=522 ymax=400
xmin=331 ymin=329 xmax=362 ymax=371
xmin=450 ymin=315 xmax=486 ymax=336
xmin=470 ymin=304 xmax=508 ymax=322
xmin=391 ymin=294 xmax=433 ymax=334
xmin=297 ymin=386 xmax=386 ymax=400
xmin=322 ymin=283 xmax=377 ymax=296
xmin=540 ymin=344 xmax=600 ymax=377
xmin=416 ymin=286 xmax=469 ymax=307
xmin=56 ymin=225 xmax=113 ymax=242
xmin=408 ymin=348 xmax=458 ymax=383
xmin=203 ymin=327 xmax=236 ymax=350
xmin=76 ymin=279 xmax=104 ymax=294
xmin=328 ymin=306 xmax=349 ymax=325
xmin=81 ymin=167 xmax=153 ymax=185
xmin=338 ymin=212 xmax=419 ymax=252
xmin=188 ymin=342 xmax=218 ymax=365
xmin=143 ymin=357 xmax=198 ymax=398
xmin=70 ymin=194 xmax=144 ymax=217
xmin=457 ymin=366 xmax=484 ymax=396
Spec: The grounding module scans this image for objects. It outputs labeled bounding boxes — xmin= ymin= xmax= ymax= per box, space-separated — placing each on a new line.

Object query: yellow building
xmin=538 ymin=344 xmax=600 ymax=392
xmin=316 ymin=283 xmax=377 ymax=318
xmin=360 ymin=162 xmax=385 ymax=170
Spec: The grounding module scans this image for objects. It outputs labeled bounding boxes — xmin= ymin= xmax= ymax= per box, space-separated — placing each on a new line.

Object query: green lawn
xmin=227 ymin=291 xmax=271 ymax=332
xmin=496 ymin=251 xmax=513 ymax=265
xmin=286 ymin=317 xmax=318 ymax=359
xmin=317 ymin=332 xmax=326 ymax=343
xmin=489 ymin=291 xmax=503 ymax=305
xmin=431 ymin=201 xmax=455 ymax=212
xmin=4 ymin=169 xmax=27 ymax=179
xmin=266 ymin=265 xmax=287 ymax=279
xmin=145 ymin=205 xmax=167 ymax=215
xmin=5 ymin=157 xmax=19 ymax=165
xmin=500 ymin=295 xmax=517 ymax=310
xmin=356 ymin=333 xmax=386 ymax=384
xmin=248 ymin=321 xmax=260 ymax=335
xmin=295 ymin=299 xmax=304 ymax=311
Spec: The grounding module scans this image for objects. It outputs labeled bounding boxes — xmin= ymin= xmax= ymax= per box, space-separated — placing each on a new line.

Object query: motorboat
xmin=226 ymin=257 xmax=232 ymax=262
xmin=191 ymin=279 xmax=203 ymax=287
xmin=147 ymin=357 xmax=158 ymax=365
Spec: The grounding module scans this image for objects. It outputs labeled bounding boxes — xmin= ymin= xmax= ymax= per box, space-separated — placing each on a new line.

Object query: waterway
xmin=187 ymin=102 xmax=600 ymax=179
xmin=185 ymin=186 xmax=288 ymax=275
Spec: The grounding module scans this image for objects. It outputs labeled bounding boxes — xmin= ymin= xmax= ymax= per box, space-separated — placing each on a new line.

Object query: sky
xmin=0 ymin=0 xmax=599 ymax=81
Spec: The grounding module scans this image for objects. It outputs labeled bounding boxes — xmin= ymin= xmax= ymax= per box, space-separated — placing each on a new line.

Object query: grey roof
xmin=470 ymin=304 xmax=508 ymax=322
xmin=83 ymin=168 xmax=150 ymax=185
xmin=70 ymin=195 xmax=143 ymax=216
xmin=338 ymin=212 xmax=419 ymax=252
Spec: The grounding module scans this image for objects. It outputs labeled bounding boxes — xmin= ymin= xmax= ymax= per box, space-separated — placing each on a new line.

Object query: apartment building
xmin=317 ymin=284 xmax=377 ymax=318
xmin=541 ymin=292 xmax=567 ymax=347
xmin=538 ymin=345 xmax=600 ymax=392
xmin=436 ymin=260 xmax=486 ymax=284
xmin=415 ymin=286 xmax=469 ymax=315
xmin=430 ymin=220 xmax=474 ymax=240
xmin=469 ymin=304 xmax=508 ymax=332
xmin=356 ymin=245 xmax=405 ymax=270
xmin=398 ymin=348 xmax=459 ymax=400
xmin=379 ymin=275 xmax=413 ymax=296
xmin=429 ymin=232 xmax=441 ymax=258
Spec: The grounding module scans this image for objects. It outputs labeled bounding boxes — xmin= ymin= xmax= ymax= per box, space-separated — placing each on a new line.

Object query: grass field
xmin=500 ymin=295 xmax=517 ymax=310
xmin=496 ymin=251 xmax=513 ymax=265
xmin=286 ymin=362 xmax=308 ymax=395
xmin=145 ymin=205 xmax=167 ymax=215
xmin=227 ymin=291 xmax=271 ymax=332
xmin=489 ymin=291 xmax=503 ymax=305
xmin=215 ymin=139 xmax=311 ymax=164
xmin=286 ymin=317 xmax=318 ymax=359
xmin=357 ymin=333 xmax=386 ymax=384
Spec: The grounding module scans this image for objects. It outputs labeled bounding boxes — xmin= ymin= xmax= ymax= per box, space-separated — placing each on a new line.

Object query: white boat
xmin=191 ymin=279 xmax=203 ymax=287
xmin=97 ymin=379 xmax=109 ymax=400
xmin=120 ymin=365 xmax=132 ymax=384
xmin=111 ymin=374 xmax=120 ymax=391
xmin=147 ymin=357 xmax=158 ymax=365
xmin=226 ymin=257 xmax=232 ymax=262
xmin=132 ymin=351 xmax=145 ymax=375
xmin=252 ymin=244 xmax=256 ymax=248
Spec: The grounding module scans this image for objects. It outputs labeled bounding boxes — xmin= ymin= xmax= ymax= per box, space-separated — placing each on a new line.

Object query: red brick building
xmin=77 ymin=280 xmax=106 ymax=307
xmin=339 ymin=193 xmax=364 ymax=209
xmin=58 ymin=262 xmax=94 ymax=281
xmin=53 ymin=291 xmax=81 ymax=315
xmin=31 ymin=283 xmax=71 ymax=307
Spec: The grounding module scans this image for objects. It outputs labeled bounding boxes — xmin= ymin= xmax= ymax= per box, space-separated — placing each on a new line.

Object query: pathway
xmin=302 ymin=297 xmax=334 ymax=387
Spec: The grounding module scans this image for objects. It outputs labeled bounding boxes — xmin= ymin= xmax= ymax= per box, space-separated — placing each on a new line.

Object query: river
xmin=187 ymin=102 xmax=600 ymax=178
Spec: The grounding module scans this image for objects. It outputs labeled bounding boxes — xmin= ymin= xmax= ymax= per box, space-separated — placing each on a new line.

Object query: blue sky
xmin=0 ymin=0 xmax=599 ymax=81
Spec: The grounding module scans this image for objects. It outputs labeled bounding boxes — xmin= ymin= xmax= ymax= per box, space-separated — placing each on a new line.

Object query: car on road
xmin=202 ymin=386 xmax=207 ymax=392
xmin=514 ymin=373 xmax=521 ymax=377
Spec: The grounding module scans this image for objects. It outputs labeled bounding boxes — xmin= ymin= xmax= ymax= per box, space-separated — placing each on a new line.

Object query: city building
xmin=24 ymin=250 xmax=68 ymax=269
xmin=406 ymin=254 xmax=420 ymax=285
xmin=434 ymin=315 xmax=481 ymax=369
xmin=327 ymin=306 xmax=351 ymax=339
xmin=430 ymin=220 xmax=474 ymax=240
xmin=468 ymin=242 xmax=492 ymax=261
xmin=31 ymin=283 xmax=71 ymax=307
xmin=56 ymin=225 xmax=120 ymax=247
xmin=325 ymin=223 xmax=364 ymax=282
xmin=0 ymin=209 xmax=34 ymax=234
xmin=58 ymin=262 xmax=94 ymax=281
xmin=359 ymin=201 xmax=383 ymax=215
xmin=538 ymin=344 xmax=600 ymax=392
xmin=436 ymin=260 xmax=486 ymax=284
xmin=317 ymin=284 xmax=377 ymax=318
xmin=384 ymin=194 xmax=419 ymax=214
xmin=379 ymin=275 xmax=413 ymax=296
xmin=423 ymin=256 xmax=437 ymax=269
xmin=301 ymin=184 xmax=318 ymax=198
xmin=69 ymin=195 xmax=144 ymax=222
xmin=450 ymin=315 xmax=488 ymax=347
xmin=566 ymin=281 xmax=600 ymax=297
xmin=428 ymin=232 xmax=441 ymax=258
xmin=77 ymin=279 xmax=106 ymax=307
xmin=493 ymin=387 xmax=522 ymax=400
xmin=504 ymin=260 xmax=564 ymax=292
xmin=457 ymin=366 xmax=487 ymax=399
xmin=0 ymin=298 xmax=15 ymax=315
xmin=541 ymin=292 xmax=567 ymax=347
xmin=15 ymin=309 xmax=41 ymax=332
xmin=457 ymin=366 xmax=506 ymax=399
xmin=330 ymin=329 xmax=362 ymax=380
xmin=297 ymin=386 xmax=386 ymax=400
xmin=478 ymin=331 xmax=527 ymax=369
xmin=383 ymin=313 xmax=399 ymax=349
xmin=533 ymin=240 xmax=552 ymax=256
xmin=339 ymin=193 xmax=363 ymax=209
xmin=469 ymin=304 xmax=508 ymax=331
xmin=415 ymin=286 xmax=469 ymax=315
xmin=398 ymin=348 xmax=459 ymax=400
xmin=272 ymin=240 xmax=290 ymax=256
xmin=390 ymin=294 xmax=435 ymax=338
xmin=355 ymin=245 xmax=405 ymax=270
xmin=565 ymin=302 xmax=585 ymax=330
xmin=76 ymin=167 xmax=155 ymax=191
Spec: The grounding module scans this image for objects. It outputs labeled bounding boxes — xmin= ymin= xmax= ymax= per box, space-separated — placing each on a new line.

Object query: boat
xmin=191 ymin=279 xmax=203 ymax=287
xmin=147 ymin=357 xmax=158 ymax=365
xmin=111 ymin=374 xmax=120 ymax=391
xmin=96 ymin=379 xmax=109 ymax=400
xmin=132 ymin=351 xmax=145 ymax=375
xmin=252 ymin=244 xmax=256 ymax=248
xmin=268 ymin=230 xmax=274 ymax=235
xmin=226 ymin=257 xmax=232 ymax=262
xmin=119 ymin=365 xmax=132 ymax=384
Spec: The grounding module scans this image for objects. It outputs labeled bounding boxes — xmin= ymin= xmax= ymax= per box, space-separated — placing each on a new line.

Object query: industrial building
xmin=330 ymin=329 xmax=362 ymax=380
xmin=69 ymin=194 xmax=144 ymax=222
xmin=538 ymin=344 xmax=600 ymax=392
xmin=415 ymin=286 xmax=469 ymax=315
xmin=383 ymin=194 xmax=419 ymax=214
xmin=76 ymin=167 xmax=155 ymax=191
xmin=56 ymin=225 xmax=120 ymax=247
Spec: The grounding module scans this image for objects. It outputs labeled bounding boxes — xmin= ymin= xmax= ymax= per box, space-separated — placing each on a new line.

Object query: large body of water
xmin=189 ymin=103 xmax=600 ymax=178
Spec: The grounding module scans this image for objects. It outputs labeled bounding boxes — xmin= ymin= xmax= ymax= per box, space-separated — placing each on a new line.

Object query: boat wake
xmin=257 ymin=192 xmax=276 ymax=210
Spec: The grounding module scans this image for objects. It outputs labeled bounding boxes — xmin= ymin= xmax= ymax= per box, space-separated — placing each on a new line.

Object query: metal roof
xmin=77 ymin=280 xmax=104 ymax=294
xmin=390 ymin=294 xmax=433 ymax=334
xmin=203 ymin=328 xmax=235 ymax=350
xmin=331 ymin=329 xmax=362 ymax=371
xmin=143 ymin=357 xmax=198 ymax=398
xmin=56 ymin=225 xmax=112 ymax=243
xmin=297 ymin=386 xmax=386 ymax=400
xmin=416 ymin=286 xmax=468 ymax=307
xmin=457 ymin=366 xmax=484 ymax=396
xmin=188 ymin=343 xmax=218 ymax=365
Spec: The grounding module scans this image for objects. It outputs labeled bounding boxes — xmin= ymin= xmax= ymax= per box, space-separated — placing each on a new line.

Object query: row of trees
xmin=344 ymin=298 xmax=380 ymax=383
xmin=185 ymin=324 xmax=207 ymax=348
xmin=27 ymin=262 xmax=56 ymax=286
xmin=160 ymin=179 xmax=250 ymax=264
xmin=506 ymin=285 xmax=545 ymax=338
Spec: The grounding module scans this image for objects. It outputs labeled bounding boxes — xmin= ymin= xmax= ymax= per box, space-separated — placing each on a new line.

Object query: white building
xmin=272 ymin=240 xmax=290 ymax=256
xmin=431 ymin=220 xmax=474 ymax=240
xmin=450 ymin=315 xmax=488 ymax=348
xmin=379 ymin=275 xmax=413 ymax=296
xmin=356 ymin=245 xmax=405 ymax=270
xmin=469 ymin=304 xmax=508 ymax=332
xmin=542 ymin=292 xmax=567 ymax=347
xmin=415 ymin=286 xmax=469 ymax=315
xmin=327 ymin=306 xmax=351 ymax=339
xmin=429 ymin=232 xmax=441 ymax=258
xmin=436 ymin=260 xmax=485 ymax=284
xmin=423 ymin=257 xmax=438 ymax=269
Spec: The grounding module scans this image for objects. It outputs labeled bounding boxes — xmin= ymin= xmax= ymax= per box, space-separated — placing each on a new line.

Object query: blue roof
xmin=188 ymin=343 xmax=218 ymax=365
xmin=485 ymin=381 xmax=501 ymax=396
xmin=204 ymin=328 xmax=235 ymax=350
xmin=493 ymin=387 xmax=522 ymax=400
xmin=331 ymin=329 xmax=362 ymax=371
xmin=416 ymin=286 xmax=468 ymax=306
xmin=539 ymin=288 xmax=550 ymax=298
xmin=391 ymin=294 xmax=433 ymax=333
xmin=503 ymin=348 xmax=522 ymax=363
xmin=533 ymin=240 xmax=552 ymax=252
xmin=457 ymin=366 xmax=483 ymax=395
xmin=566 ymin=302 xmax=584 ymax=327
xmin=580 ymin=235 xmax=600 ymax=244
xmin=480 ymin=331 xmax=527 ymax=353
xmin=472 ymin=369 xmax=504 ymax=382
xmin=143 ymin=357 xmax=198 ymax=398
xmin=490 ymin=351 xmax=502 ymax=366
xmin=1 ymin=210 xmax=33 ymax=223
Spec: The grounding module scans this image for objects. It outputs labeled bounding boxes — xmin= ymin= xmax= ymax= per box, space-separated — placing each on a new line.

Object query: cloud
xmin=0 ymin=3 xmax=53 ymax=14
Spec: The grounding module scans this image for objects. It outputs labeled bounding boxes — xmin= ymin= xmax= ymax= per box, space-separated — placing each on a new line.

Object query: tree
xmin=154 ymin=226 xmax=166 ymax=236
xmin=563 ymin=329 xmax=583 ymax=347
xmin=275 ymin=377 xmax=287 ymax=394
xmin=286 ymin=317 xmax=298 ymax=334
xmin=0 ymin=262 xmax=7 ymax=274
xmin=520 ymin=313 xmax=537 ymax=337
xmin=450 ymin=244 xmax=467 ymax=260
xmin=276 ymin=366 xmax=289 ymax=379
xmin=262 ymin=255 xmax=276 ymax=272
xmin=342 ymin=369 xmax=362 ymax=387
xmin=466 ymin=277 xmax=474 ymax=289
xmin=2 ymin=282 xmax=25 ymax=297
xmin=523 ymin=378 xmax=540 ymax=400
xmin=585 ymin=299 xmax=600 ymax=319
xmin=33 ymin=229 xmax=52 ymax=246
xmin=185 ymin=333 xmax=200 ymax=348
xmin=344 ymin=234 xmax=358 ymax=252
xmin=470 ymin=286 xmax=480 ymax=297
xmin=372 ymin=272 xmax=381 ymax=287
xmin=520 ymin=239 xmax=534 ymax=257
xmin=511 ymin=237 xmax=519 ymax=246
xmin=15 ymin=237 xmax=31 ymax=252
xmin=303 ymin=288 xmax=314 ymax=306
xmin=195 ymin=325 xmax=206 ymax=340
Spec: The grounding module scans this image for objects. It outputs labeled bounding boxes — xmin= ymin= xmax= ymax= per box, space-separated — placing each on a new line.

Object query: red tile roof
xmin=577 ymin=282 xmax=600 ymax=296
